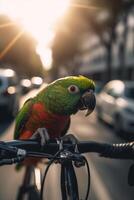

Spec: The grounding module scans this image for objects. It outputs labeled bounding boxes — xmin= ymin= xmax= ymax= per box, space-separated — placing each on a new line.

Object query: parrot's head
xmin=41 ymin=75 xmax=96 ymax=116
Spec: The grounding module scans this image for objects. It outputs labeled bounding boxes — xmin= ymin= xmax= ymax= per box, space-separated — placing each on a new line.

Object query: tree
xmin=50 ymin=5 xmax=91 ymax=80
xmin=79 ymin=0 xmax=134 ymax=81
xmin=50 ymin=0 xmax=134 ymax=81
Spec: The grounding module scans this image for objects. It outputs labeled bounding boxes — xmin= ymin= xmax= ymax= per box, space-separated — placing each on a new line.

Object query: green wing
xmin=14 ymin=98 xmax=33 ymax=139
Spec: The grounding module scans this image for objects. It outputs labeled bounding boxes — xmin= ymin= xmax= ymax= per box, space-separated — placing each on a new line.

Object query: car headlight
xmin=124 ymin=107 xmax=134 ymax=115
xmin=7 ymin=86 xmax=16 ymax=94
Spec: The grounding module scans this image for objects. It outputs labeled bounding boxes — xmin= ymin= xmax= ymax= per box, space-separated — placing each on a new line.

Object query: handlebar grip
xmin=100 ymin=142 xmax=134 ymax=159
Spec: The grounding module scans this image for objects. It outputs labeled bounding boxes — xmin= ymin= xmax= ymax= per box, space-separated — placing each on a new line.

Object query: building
xmin=75 ymin=12 xmax=134 ymax=81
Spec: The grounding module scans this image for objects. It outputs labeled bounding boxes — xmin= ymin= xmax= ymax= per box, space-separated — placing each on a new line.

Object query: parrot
xmin=14 ymin=75 xmax=96 ymax=167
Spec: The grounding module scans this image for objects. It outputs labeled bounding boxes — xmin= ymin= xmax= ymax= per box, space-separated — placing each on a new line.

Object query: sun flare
xmin=0 ymin=0 xmax=70 ymax=69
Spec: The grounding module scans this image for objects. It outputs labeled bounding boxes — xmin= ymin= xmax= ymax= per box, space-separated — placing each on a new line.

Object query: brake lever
xmin=0 ymin=155 xmax=25 ymax=166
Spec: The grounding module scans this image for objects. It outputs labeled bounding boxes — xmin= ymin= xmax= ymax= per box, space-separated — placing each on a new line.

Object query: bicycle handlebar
xmin=0 ymin=139 xmax=134 ymax=163
xmin=1 ymin=139 xmax=134 ymax=200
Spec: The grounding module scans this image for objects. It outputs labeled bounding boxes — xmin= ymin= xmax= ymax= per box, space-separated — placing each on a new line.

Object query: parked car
xmin=95 ymin=81 xmax=104 ymax=94
xmin=0 ymin=68 xmax=20 ymax=117
xmin=96 ymin=80 xmax=134 ymax=138
xmin=31 ymin=76 xmax=43 ymax=89
xmin=20 ymin=78 xmax=32 ymax=94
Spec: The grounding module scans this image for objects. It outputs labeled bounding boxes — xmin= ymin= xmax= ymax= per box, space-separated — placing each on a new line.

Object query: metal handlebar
xmin=1 ymin=139 xmax=134 ymax=200
xmin=0 ymin=139 xmax=134 ymax=165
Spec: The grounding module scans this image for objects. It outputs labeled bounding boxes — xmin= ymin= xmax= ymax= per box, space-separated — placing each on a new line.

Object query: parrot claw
xmin=31 ymin=128 xmax=50 ymax=147
xmin=61 ymin=134 xmax=79 ymax=153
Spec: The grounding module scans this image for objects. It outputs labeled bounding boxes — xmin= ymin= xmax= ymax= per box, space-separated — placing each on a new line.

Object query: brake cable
xmin=40 ymin=149 xmax=64 ymax=200
xmin=83 ymin=156 xmax=90 ymax=200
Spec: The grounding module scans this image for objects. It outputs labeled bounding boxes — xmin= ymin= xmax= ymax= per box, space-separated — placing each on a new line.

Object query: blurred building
xmin=75 ymin=34 xmax=107 ymax=80
xmin=75 ymin=12 xmax=134 ymax=82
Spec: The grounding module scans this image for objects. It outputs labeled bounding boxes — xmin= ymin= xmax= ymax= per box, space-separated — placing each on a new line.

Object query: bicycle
xmin=0 ymin=136 xmax=134 ymax=200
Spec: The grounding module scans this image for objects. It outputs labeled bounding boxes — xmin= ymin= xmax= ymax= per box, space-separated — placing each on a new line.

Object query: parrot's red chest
xmin=20 ymin=103 xmax=70 ymax=139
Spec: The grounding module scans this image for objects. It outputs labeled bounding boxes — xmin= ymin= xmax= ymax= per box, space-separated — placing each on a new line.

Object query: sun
xmin=0 ymin=0 xmax=70 ymax=69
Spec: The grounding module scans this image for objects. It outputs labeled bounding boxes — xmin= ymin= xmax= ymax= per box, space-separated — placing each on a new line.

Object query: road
xmin=0 ymin=94 xmax=134 ymax=200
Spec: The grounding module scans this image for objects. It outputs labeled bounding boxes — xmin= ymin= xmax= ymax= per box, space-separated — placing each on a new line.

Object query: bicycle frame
xmin=61 ymin=161 xmax=79 ymax=200
xmin=17 ymin=166 xmax=41 ymax=200
xmin=16 ymin=161 xmax=79 ymax=200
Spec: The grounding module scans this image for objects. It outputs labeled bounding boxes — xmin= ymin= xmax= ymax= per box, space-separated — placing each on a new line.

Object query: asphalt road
xmin=71 ymin=112 xmax=134 ymax=200
xmin=0 ymin=95 xmax=134 ymax=200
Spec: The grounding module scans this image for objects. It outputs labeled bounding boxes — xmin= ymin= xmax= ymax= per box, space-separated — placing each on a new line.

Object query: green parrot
xmin=14 ymin=75 xmax=96 ymax=143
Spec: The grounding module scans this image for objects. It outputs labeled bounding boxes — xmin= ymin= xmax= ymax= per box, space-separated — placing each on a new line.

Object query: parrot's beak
xmin=78 ymin=90 xmax=96 ymax=116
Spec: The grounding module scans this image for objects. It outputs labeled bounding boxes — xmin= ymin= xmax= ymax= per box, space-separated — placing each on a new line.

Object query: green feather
xmin=14 ymin=75 xmax=95 ymax=138
xmin=14 ymin=98 xmax=33 ymax=139
xmin=36 ymin=75 xmax=95 ymax=115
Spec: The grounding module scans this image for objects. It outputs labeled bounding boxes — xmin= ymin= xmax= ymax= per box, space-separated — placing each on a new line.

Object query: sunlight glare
xmin=36 ymin=45 xmax=52 ymax=70
xmin=0 ymin=0 xmax=70 ymax=41
xmin=0 ymin=0 xmax=70 ymax=69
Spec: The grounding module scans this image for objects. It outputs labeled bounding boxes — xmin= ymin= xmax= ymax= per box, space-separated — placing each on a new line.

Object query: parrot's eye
xmin=68 ymin=85 xmax=79 ymax=94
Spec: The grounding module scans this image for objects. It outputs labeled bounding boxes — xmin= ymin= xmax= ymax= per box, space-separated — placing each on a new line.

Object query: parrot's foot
xmin=61 ymin=134 xmax=78 ymax=144
xmin=61 ymin=134 xmax=85 ymax=167
xmin=31 ymin=128 xmax=50 ymax=147
xmin=61 ymin=134 xmax=79 ymax=152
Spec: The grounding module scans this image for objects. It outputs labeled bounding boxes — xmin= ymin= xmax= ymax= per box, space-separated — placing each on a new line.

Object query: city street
xmin=0 ymin=1 xmax=134 ymax=200
xmin=0 ymin=94 xmax=134 ymax=200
